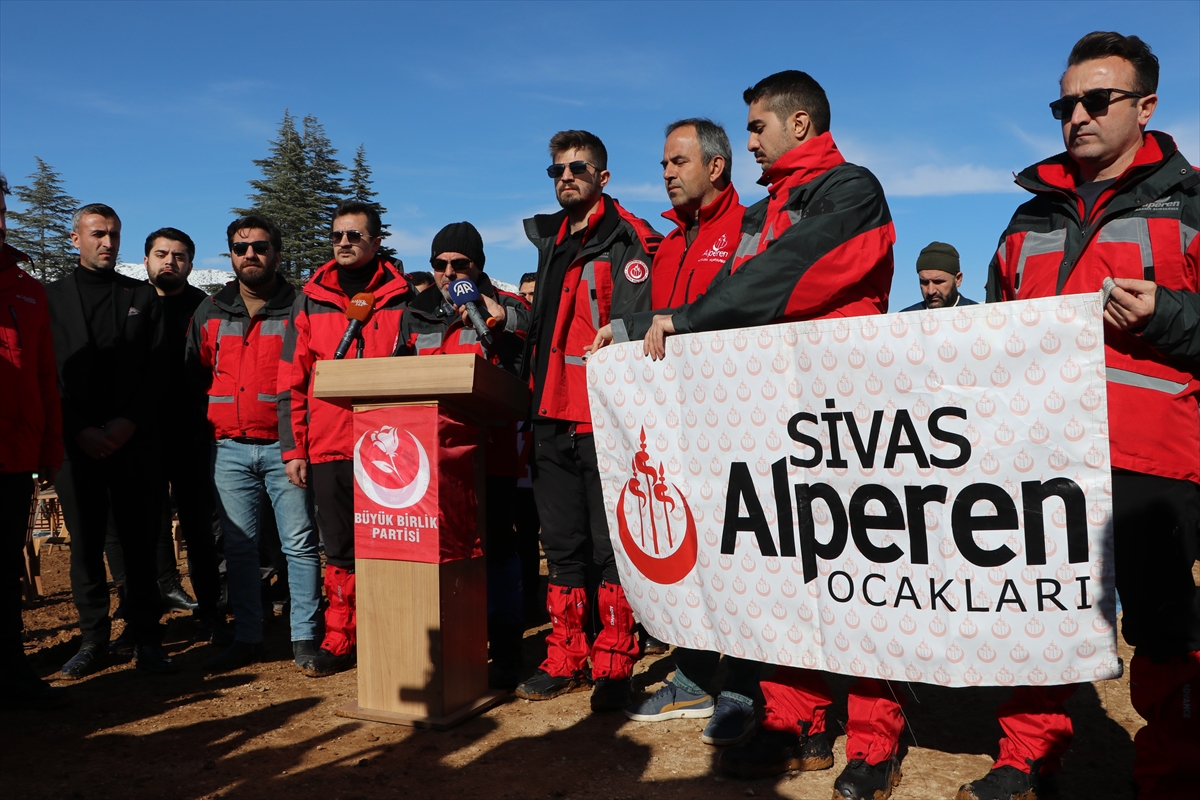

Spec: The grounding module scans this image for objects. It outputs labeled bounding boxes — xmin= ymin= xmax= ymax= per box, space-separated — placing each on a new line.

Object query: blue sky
xmin=2 ymin=0 xmax=1197 ymax=309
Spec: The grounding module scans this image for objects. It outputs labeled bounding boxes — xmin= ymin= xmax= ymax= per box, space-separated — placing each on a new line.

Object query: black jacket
xmin=45 ymin=267 xmax=166 ymax=441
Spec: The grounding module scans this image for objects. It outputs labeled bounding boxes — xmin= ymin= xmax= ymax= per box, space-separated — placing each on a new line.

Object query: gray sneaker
xmin=701 ymin=694 xmax=756 ymax=745
xmin=624 ymin=682 xmax=714 ymax=721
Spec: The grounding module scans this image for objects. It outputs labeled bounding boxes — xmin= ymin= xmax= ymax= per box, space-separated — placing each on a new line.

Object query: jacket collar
xmin=661 ymin=183 xmax=741 ymax=236
xmin=525 ymin=193 xmax=623 ymax=252
xmin=1017 ymin=130 xmax=1179 ymax=196
xmin=758 ymin=132 xmax=846 ymax=194
xmin=213 ymin=277 xmax=296 ymax=316
xmin=303 ymin=257 xmax=411 ymax=309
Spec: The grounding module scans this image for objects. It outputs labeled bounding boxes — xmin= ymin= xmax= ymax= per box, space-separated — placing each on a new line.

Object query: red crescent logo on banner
xmin=616 ymin=428 xmax=698 ymax=584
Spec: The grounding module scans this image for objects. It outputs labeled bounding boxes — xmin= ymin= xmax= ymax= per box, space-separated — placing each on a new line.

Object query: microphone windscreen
xmin=345 ymin=293 xmax=376 ymax=322
xmin=449 ymin=279 xmax=481 ymax=305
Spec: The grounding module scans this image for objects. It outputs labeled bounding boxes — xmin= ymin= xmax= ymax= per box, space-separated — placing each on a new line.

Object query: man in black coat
xmin=46 ymin=203 xmax=176 ymax=678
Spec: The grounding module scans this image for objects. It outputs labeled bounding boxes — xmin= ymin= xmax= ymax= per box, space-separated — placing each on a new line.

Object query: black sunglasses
xmin=430 ymin=257 xmax=472 ymax=272
xmin=1049 ymin=88 xmax=1145 ymax=121
xmin=546 ymin=160 xmax=597 ymax=179
xmin=331 ymin=229 xmax=370 ymax=244
xmin=231 ymin=240 xmax=271 ymax=256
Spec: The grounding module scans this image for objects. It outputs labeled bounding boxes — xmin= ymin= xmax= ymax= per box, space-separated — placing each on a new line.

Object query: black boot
xmin=834 ymin=756 xmax=902 ymax=800
xmin=719 ymin=724 xmax=833 ymax=779
xmin=60 ymin=641 xmax=108 ymax=681
xmin=160 ymin=578 xmax=198 ymax=613
xmin=957 ymin=759 xmax=1057 ymax=800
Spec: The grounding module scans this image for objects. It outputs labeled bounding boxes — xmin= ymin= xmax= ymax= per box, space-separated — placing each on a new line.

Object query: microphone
xmin=333 ymin=292 xmax=376 ymax=360
xmin=449 ymin=279 xmax=496 ymax=345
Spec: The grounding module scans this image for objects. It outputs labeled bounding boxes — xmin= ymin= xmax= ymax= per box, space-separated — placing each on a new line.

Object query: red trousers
xmin=993 ymin=685 xmax=1076 ymax=773
xmin=540 ymin=582 xmax=639 ymax=680
xmin=761 ymin=668 xmax=905 ymax=765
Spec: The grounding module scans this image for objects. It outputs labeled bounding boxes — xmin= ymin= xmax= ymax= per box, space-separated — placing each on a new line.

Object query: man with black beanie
xmin=396 ymin=221 xmax=532 ymax=688
xmin=45 ymin=203 xmax=176 ymax=679
xmin=899 ymin=241 xmax=977 ymax=312
xmin=279 ymin=200 xmax=413 ymax=678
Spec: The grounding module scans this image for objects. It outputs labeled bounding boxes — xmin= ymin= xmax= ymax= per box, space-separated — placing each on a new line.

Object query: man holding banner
xmin=961 ymin=31 xmax=1200 ymax=800
xmin=596 ymin=70 xmax=902 ymax=799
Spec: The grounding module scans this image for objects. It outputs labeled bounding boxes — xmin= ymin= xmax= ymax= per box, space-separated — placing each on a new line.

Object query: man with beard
xmin=592 ymin=71 xmax=900 ymax=800
xmin=513 ymin=130 xmax=661 ymax=711
xmin=104 ymin=229 xmax=228 ymax=654
xmin=186 ymin=215 xmax=322 ymax=673
xmin=46 ymin=203 xmax=176 ymax=678
xmin=396 ymin=221 xmax=531 ymax=688
xmin=279 ymin=200 xmax=413 ymax=677
xmin=898 ymin=242 xmax=976 ymax=312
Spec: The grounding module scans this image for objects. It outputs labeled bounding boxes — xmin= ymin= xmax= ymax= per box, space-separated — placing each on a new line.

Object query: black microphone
xmin=449 ymin=279 xmax=496 ymax=345
xmin=333 ymin=293 xmax=376 ymax=360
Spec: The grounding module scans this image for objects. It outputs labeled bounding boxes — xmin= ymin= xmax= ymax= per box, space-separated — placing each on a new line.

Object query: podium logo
xmin=616 ymin=427 xmax=697 ymax=584
xmin=353 ymin=426 xmax=431 ymax=508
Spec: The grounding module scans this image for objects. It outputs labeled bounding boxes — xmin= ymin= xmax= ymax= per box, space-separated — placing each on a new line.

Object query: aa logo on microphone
xmin=353 ymin=425 xmax=431 ymax=508
xmin=451 ymin=281 xmax=474 ymax=299
xmin=616 ymin=427 xmax=697 ymax=584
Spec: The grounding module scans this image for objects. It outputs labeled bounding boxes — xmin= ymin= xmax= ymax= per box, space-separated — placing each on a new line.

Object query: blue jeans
xmin=211 ymin=439 xmax=321 ymax=644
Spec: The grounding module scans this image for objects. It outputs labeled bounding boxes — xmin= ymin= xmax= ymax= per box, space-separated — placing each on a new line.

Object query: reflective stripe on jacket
xmin=524 ymin=195 xmax=661 ymax=425
xmin=186 ymin=280 xmax=295 ymax=442
xmin=985 ymin=131 xmax=1200 ymax=483
xmin=652 ymin=183 xmax=746 ymax=308
xmin=278 ymin=259 xmax=413 ymax=464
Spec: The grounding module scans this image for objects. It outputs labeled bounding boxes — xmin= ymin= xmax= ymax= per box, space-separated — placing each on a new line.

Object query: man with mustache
xmin=186 ymin=215 xmax=322 ymax=673
xmin=899 ymin=242 xmax=977 ymax=312
xmin=46 ymin=203 xmax=176 ymax=679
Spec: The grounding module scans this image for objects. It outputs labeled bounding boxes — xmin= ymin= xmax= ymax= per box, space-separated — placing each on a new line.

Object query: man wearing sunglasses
xmin=965 ymin=32 xmax=1200 ymax=800
xmin=515 ymin=129 xmax=662 ymax=712
xmin=186 ymin=215 xmax=322 ymax=674
xmin=279 ymin=200 xmax=413 ymax=678
xmin=396 ymin=221 xmax=532 ymax=689
xmin=592 ymin=71 xmax=901 ymax=800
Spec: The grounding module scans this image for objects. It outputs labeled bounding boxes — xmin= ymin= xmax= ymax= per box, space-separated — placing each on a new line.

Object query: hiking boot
xmin=135 ymin=643 xmax=181 ymax=675
xmin=833 ymin=757 xmax=902 ymax=800
xmin=60 ymin=641 xmax=107 ymax=681
xmin=303 ymin=647 xmax=355 ymax=678
xmin=293 ymin=640 xmax=318 ymax=672
xmin=514 ymin=669 xmax=589 ymax=701
xmin=701 ymin=694 xmax=756 ymax=746
xmin=202 ymin=641 xmax=262 ymax=674
xmin=719 ymin=726 xmax=833 ymax=779
xmin=640 ymin=633 xmax=670 ymax=656
xmin=957 ymin=764 xmax=1058 ymax=800
xmin=625 ymin=682 xmax=714 ymax=722
xmin=590 ymin=677 xmax=632 ymax=712
xmin=160 ymin=578 xmax=199 ymax=613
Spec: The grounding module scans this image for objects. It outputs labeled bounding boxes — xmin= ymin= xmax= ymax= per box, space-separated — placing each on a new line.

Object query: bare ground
xmin=5 ymin=546 xmax=1144 ymax=800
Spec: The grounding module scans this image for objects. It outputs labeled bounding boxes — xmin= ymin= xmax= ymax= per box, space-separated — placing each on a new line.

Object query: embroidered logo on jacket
xmin=700 ymin=234 xmax=731 ymax=262
xmin=624 ymin=259 xmax=649 ymax=284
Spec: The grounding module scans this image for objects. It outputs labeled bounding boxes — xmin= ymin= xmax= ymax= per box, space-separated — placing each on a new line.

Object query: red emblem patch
xmin=624 ymin=259 xmax=649 ymax=284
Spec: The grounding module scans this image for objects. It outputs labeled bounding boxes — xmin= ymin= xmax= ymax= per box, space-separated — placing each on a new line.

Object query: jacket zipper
xmin=8 ymin=306 xmax=22 ymax=348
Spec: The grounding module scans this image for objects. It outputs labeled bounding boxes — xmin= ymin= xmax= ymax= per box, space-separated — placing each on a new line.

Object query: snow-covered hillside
xmin=115 ymin=263 xmax=234 ymax=290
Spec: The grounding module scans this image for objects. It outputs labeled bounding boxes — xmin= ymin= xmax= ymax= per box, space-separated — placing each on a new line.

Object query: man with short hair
xmin=104 ymin=228 xmax=227 ymax=653
xmin=594 ymin=71 xmax=900 ymax=799
xmin=188 ymin=215 xmax=322 ymax=673
xmin=46 ymin=204 xmax=176 ymax=678
xmin=397 ymin=221 xmax=531 ymax=688
xmin=899 ymin=241 xmax=977 ymax=312
xmin=623 ymin=117 xmax=759 ymax=746
xmin=517 ymin=272 xmax=536 ymax=305
xmin=279 ymin=200 xmax=413 ymax=677
xmin=0 ymin=174 xmax=67 ymax=709
xmin=407 ymin=271 xmax=434 ymax=294
xmin=514 ymin=129 xmax=662 ymax=711
xmin=961 ymin=32 xmax=1200 ymax=800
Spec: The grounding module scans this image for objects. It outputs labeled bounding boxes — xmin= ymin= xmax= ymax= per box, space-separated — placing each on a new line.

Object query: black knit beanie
xmin=916 ymin=241 xmax=959 ymax=275
xmin=431 ymin=221 xmax=485 ymax=269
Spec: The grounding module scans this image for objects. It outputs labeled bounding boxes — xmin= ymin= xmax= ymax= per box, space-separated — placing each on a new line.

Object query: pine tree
xmin=234 ymin=110 xmax=310 ymax=283
xmin=7 ymin=157 xmax=79 ymax=281
xmin=295 ymin=115 xmax=346 ymax=277
xmin=347 ymin=144 xmax=398 ymax=265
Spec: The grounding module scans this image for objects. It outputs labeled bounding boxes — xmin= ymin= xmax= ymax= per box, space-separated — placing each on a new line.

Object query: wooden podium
xmin=312 ymin=354 xmax=530 ymax=729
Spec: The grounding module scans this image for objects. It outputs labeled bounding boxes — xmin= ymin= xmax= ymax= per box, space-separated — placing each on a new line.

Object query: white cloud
xmin=837 ymin=135 xmax=1021 ymax=197
xmin=606 ymin=182 xmax=667 ymax=203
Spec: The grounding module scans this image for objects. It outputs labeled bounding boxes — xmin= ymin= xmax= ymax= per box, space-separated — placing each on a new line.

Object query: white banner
xmin=588 ymin=294 xmax=1120 ymax=688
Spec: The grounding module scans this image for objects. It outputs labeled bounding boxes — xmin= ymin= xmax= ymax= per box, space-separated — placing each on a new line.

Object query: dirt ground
xmin=6 ymin=546 xmax=1146 ymax=800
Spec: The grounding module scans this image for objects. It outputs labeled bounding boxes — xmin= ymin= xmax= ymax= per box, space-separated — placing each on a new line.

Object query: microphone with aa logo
xmin=449 ymin=279 xmax=497 ymax=345
xmin=333 ymin=292 xmax=376 ymax=360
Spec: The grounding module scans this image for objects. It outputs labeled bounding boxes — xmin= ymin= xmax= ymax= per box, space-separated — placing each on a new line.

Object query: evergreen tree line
xmin=4 ymin=110 xmax=394 ymax=283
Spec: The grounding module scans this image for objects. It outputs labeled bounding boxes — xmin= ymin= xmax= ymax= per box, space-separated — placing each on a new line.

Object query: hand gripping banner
xmin=588 ymin=294 xmax=1120 ymax=688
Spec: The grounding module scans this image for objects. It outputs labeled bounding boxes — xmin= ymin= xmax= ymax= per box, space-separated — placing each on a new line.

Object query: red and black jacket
xmin=186 ymin=279 xmax=296 ymax=442
xmin=621 ymin=132 xmax=895 ymax=338
xmin=278 ymin=258 xmax=413 ymax=464
xmin=524 ymin=195 xmax=661 ymax=425
xmin=396 ymin=274 xmax=531 ymax=476
xmin=652 ymin=183 xmax=746 ymax=308
xmin=0 ymin=244 xmax=62 ymax=473
xmin=986 ymin=131 xmax=1200 ymax=483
